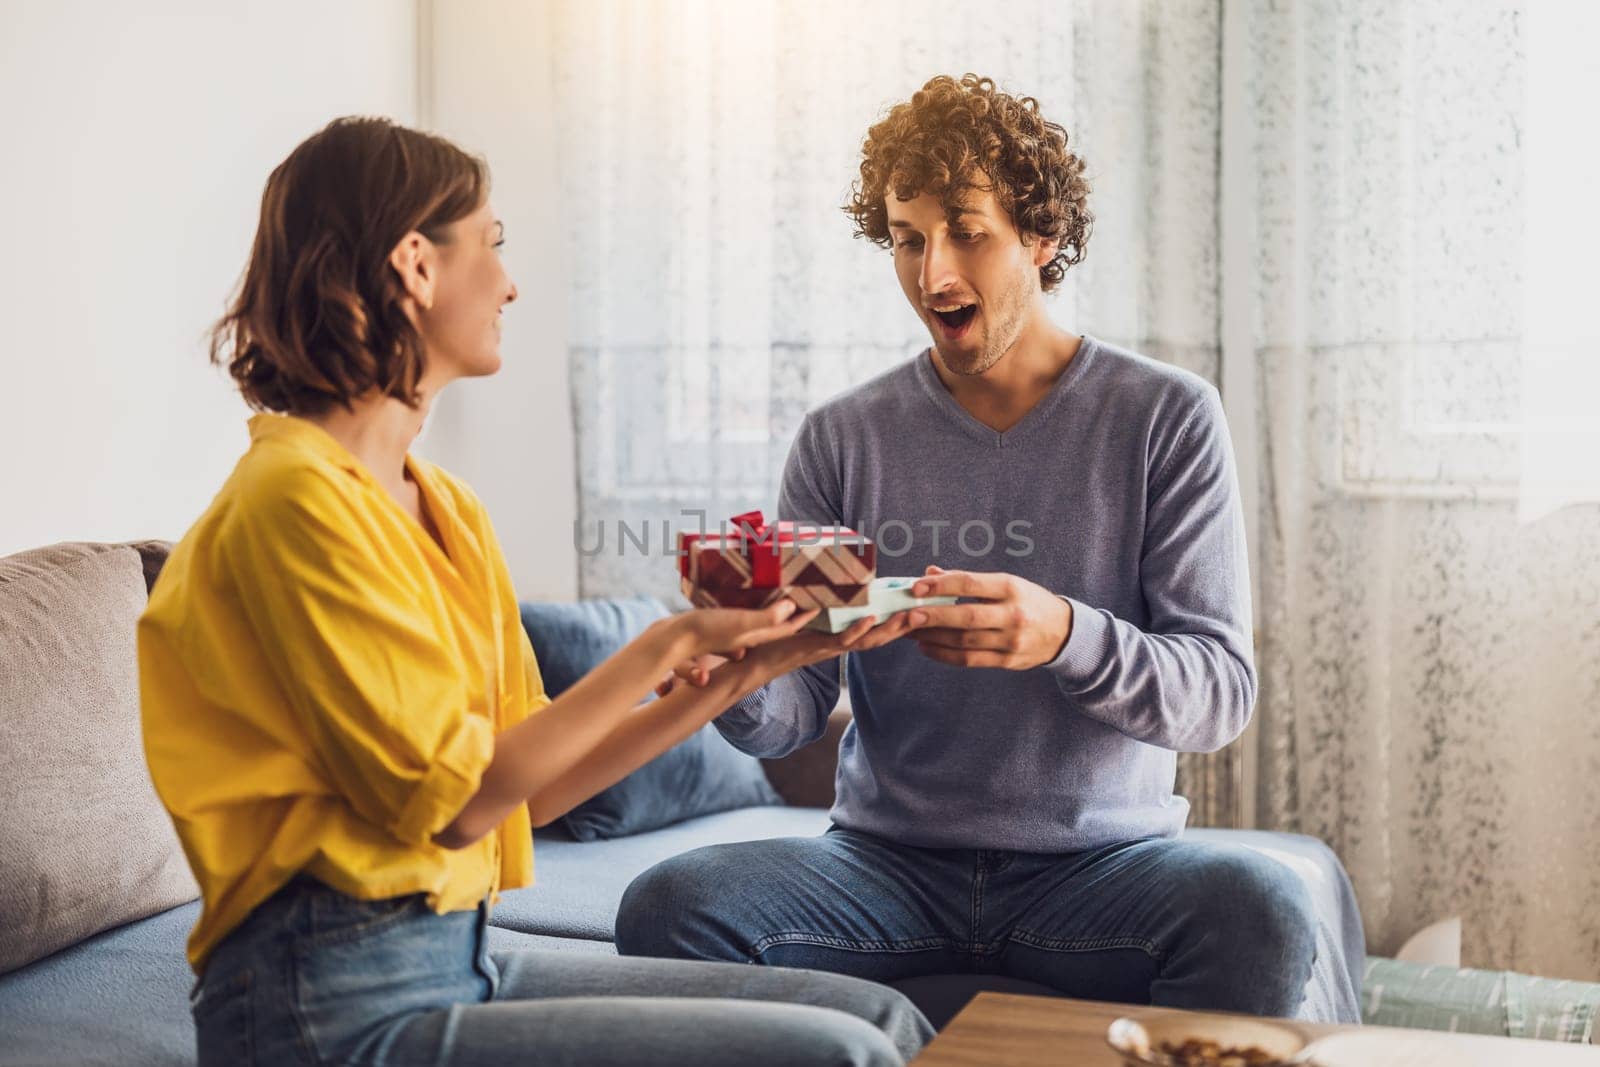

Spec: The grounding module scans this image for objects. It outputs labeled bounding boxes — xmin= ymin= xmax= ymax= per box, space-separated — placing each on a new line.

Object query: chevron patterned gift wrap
xmin=678 ymin=510 xmax=875 ymax=610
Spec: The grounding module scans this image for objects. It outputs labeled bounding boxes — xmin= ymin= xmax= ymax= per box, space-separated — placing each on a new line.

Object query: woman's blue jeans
xmin=190 ymin=875 xmax=931 ymax=1066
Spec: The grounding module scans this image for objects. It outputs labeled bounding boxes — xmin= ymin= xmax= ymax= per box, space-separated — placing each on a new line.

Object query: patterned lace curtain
xmin=543 ymin=0 xmax=1241 ymax=824
xmin=1247 ymin=0 xmax=1600 ymax=978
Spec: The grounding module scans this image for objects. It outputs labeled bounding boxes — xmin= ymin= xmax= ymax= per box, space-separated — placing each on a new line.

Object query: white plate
xmin=1107 ymin=1013 xmax=1309 ymax=1065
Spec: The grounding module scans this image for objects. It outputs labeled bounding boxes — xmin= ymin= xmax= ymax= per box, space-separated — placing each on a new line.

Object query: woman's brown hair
xmin=211 ymin=117 xmax=487 ymax=414
xmin=846 ymin=74 xmax=1092 ymax=292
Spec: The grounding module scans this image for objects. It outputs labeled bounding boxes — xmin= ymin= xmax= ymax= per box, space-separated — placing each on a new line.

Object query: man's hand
xmin=904 ymin=565 xmax=1073 ymax=670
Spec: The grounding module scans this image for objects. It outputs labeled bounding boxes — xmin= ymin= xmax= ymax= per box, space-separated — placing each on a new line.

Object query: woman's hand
xmin=750 ymin=610 xmax=914 ymax=669
xmin=714 ymin=609 xmax=919 ymax=699
xmin=664 ymin=600 xmax=821 ymax=662
xmin=653 ymin=600 xmax=812 ymax=696
xmin=658 ymin=608 xmax=919 ymax=696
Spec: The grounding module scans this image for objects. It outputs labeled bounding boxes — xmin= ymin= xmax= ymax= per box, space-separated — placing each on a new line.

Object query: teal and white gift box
xmin=804 ymin=576 xmax=957 ymax=634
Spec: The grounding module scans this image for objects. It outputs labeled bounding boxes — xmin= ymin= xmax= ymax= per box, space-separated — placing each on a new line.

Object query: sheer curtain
xmin=541 ymin=0 xmax=1599 ymax=977
xmin=1246 ymin=0 xmax=1600 ymax=979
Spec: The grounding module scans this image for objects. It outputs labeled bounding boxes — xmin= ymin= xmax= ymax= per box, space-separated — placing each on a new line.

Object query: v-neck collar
xmin=403 ymin=455 xmax=461 ymax=570
xmin=912 ymin=335 xmax=1099 ymax=448
xmin=248 ymin=413 xmax=466 ymax=581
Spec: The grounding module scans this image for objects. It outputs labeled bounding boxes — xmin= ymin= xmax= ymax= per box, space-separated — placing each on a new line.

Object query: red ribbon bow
xmin=679 ymin=510 xmax=856 ymax=588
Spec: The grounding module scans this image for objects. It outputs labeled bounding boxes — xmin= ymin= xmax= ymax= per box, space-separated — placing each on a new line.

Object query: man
xmin=617 ymin=74 xmax=1340 ymax=1021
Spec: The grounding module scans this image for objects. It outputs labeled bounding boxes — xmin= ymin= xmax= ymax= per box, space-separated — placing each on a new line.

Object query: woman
xmin=138 ymin=116 xmax=929 ymax=1067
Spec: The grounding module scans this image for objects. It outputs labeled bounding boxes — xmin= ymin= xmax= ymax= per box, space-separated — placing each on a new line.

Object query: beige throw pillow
xmin=0 ymin=542 xmax=198 ymax=974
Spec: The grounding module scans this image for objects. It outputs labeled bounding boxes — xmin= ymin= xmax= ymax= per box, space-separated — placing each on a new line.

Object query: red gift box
xmin=678 ymin=510 xmax=875 ymax=609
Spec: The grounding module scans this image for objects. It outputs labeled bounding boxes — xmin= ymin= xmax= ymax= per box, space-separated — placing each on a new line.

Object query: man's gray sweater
xmin=714 ymin=336 xmax=1256 ymax=853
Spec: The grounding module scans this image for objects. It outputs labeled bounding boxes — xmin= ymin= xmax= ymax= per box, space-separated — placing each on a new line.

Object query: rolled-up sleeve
xmin=391 ymin=713 xmax=493 ymax=845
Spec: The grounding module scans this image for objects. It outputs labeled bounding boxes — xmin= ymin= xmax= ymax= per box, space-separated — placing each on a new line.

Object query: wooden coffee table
xmin=912 ymin=992 xmax=1600 ymax=1065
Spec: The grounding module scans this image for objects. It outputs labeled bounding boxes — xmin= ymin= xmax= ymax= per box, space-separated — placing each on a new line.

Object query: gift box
xmin=678 ymin=510 xmax=875 ymax=610
xmin=804 ymin=576 xmax=958 ymax=633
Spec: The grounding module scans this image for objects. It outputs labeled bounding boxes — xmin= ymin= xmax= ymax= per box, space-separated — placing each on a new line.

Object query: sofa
xmin=0 ymin=539 xmax=1374 ymax=1066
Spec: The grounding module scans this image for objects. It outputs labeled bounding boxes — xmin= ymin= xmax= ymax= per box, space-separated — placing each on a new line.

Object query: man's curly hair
xmin=846 ymin=74 xmax=1092 ymax=292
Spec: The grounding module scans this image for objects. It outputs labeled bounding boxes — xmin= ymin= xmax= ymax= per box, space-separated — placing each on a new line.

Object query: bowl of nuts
xmin=1106 ymin=1013 xmax=1309 ymax=1067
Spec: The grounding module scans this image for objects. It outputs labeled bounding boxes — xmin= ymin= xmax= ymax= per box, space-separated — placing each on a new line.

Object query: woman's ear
xmin=388 ymin=231 xmax=436 ymax=311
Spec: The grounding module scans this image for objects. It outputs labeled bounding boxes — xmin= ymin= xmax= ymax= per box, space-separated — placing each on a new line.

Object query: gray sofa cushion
xmin=0 ymin=543 xmax=198 ymax=975
xmin=0 ymin=901 xmax=198 ymax=1066
xmin=0 ymin=901 xmax=608 ymax=1067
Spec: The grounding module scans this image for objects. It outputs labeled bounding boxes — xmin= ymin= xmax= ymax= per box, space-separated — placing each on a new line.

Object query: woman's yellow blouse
xmin=139 ymin=414 xmax=549 ymax=972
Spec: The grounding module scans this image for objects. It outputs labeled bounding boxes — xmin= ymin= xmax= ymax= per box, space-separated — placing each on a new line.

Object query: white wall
xmin=419 ymin=0 xmax=579 ymax=599
xmin=0 ymin=1 xmax=418 ymax=556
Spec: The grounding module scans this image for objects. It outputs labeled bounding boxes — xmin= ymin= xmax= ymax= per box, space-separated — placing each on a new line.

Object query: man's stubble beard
xmin=936 ymin=269 xmax=1033 ymax=378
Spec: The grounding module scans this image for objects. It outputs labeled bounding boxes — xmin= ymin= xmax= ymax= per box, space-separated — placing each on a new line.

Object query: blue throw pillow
xmin=517 ymin=597 xmax=782 ymax=841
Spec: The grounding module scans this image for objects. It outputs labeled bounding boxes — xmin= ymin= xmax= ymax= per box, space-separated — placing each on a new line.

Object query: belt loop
xmin=475 ymin=898 xmax=499 ymax=1000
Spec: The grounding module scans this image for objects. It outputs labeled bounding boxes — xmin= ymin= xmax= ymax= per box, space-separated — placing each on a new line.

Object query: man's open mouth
xmin=930 ymin=304 xmax=977 ymax=330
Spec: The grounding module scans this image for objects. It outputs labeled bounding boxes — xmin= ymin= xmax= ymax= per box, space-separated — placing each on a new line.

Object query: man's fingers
xmin=905 ymin=601 xmax=1011 ymax=632
xmin=910 ymin=568 xmax=1011 ymax=600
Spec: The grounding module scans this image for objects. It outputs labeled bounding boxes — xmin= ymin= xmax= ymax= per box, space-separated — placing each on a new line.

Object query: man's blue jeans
xmin=616 ymin=827 xmax=1319 ymax=1019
